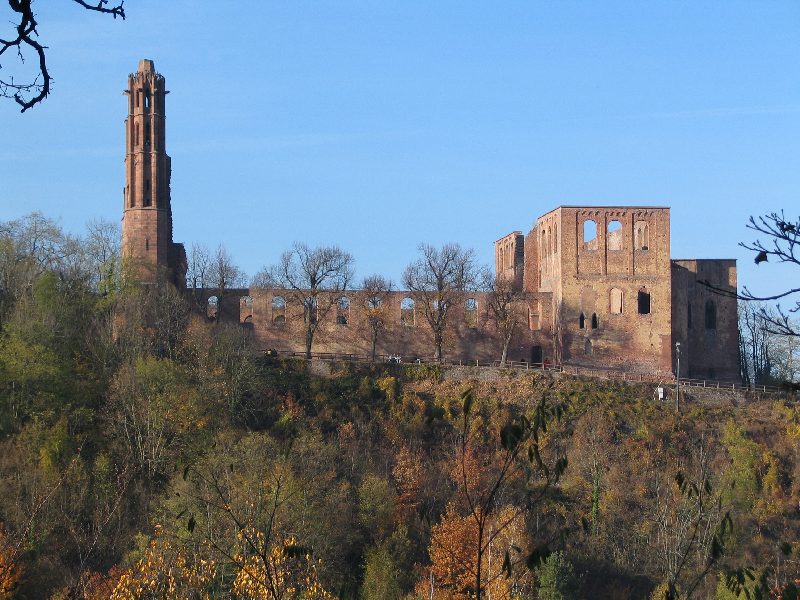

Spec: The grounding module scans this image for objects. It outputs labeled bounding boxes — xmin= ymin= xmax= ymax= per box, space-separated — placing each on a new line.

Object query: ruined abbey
xmin=121 ymin=60 xmax=740 ymax=381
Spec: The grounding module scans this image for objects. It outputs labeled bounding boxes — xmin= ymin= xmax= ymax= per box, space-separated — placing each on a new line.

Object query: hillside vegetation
xmin=0 ymin=216 xmax=798 ymax=599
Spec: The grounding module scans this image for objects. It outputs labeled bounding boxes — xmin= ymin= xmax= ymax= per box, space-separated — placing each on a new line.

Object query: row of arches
xmin=261 ymin=295 xmax=483 ymax=328
xmin=581 ymin=219 xmax=650 ymax=251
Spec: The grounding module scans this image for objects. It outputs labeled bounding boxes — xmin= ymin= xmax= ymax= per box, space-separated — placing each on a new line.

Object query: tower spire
xmin=120 ymin=59 xmax=185 ymax=286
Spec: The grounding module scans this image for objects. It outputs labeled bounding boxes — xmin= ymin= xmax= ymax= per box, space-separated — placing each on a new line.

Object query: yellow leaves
xmin=0 ymin=524 xmax=22 ymax=600
xmin=232 ymin=533 xmax=334 ymax=600
xmin=108 ymin=526 xmax=216 ymax=600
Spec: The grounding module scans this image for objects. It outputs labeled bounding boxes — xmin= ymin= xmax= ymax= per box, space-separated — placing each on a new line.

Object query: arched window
xmin=579 ymin=312 xmax=586 ymax=329
xmin=135 ymin=122 xmax=140 ymax=146
xmin=240 ymin=295 xmax=253 ymax=324
xmin=366 ymin=296 xmax=382 ymax=310
xmin=401 ymin=297 xmax=415 ymax=326
xmin=336 ymin=296 xmax=350 ymax=325
xmin=583 ymin=220 xmax=598 ymax=251
xmin=591 ymin=313 xmax=599 ymax=329
xmin=638 ymin=289 xmax=651 ymax=315
xmin=207 ymin=295 xmax=218 ymax=320
xmin=607 ymin=220 xmax=622 ymax=251
xmin=305 ymin=297 xmax=318 ymax=324
xmin=705 ymin=300 xmax=716 ymax=330
xmin=271 ymin=295 xmax=286 ymax=324
xmin=635 ymin=221 xmax=649 ymax=251
xmin=465 ymin=297 xmax=478 ymax=328
xmin=610 ymin=288 xmax=623 ymax=314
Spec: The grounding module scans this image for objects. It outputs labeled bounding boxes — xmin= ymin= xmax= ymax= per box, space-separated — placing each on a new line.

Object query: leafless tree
xmin=481 ymin=269 xmax=524 ymax=367
xmin=1 ymin=0 xmax=125 ymax=112
xmin=186 ymin=244 xmax=245 ymax=322
xmin=254 ymin=243 xmax=354 ymax=358
xmin=362 ymin=274 xmax=393 ymax=361
xmin=83 ymin=218 xmax=120 ymax=293
xmin=403 ymin=243 xmax=477 ymax=361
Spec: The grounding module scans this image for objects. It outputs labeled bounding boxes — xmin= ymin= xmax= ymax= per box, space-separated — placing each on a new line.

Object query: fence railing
xmin=265 ymin=350 xmax=793 ymax=396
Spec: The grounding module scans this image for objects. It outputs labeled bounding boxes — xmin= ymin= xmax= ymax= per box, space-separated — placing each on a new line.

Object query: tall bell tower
xmin=121 ymin=59 xmax=186 ymax=286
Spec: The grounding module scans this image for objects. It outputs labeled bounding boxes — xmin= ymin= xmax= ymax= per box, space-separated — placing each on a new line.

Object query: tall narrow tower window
xmin=134 ymin=123 xmax=139 ymax=146
xmin=144 ymin=93 xmax=150 ymax=110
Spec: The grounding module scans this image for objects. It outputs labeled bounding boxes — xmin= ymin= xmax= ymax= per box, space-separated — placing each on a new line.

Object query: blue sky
xmin=1 ymin=1 xmax=798 ymax=298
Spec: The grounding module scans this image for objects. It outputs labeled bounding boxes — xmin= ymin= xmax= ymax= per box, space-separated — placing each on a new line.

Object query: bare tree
xmin=83 ymin=218 xmax=120 ymax=294
xmin=1 ymin=0 xmax=125 ymax=112
xmin=254 ymin=243 xmax=354 ymax=358
xmin=362 ymin=274 xmax=393 ymax=362
xmin=402 ymin=243 xmax=477 ymax=361
xmin=482 ymin=269 xmax=524 ymax=367
xmin=186 ymin=244 xmax=245 ymax=322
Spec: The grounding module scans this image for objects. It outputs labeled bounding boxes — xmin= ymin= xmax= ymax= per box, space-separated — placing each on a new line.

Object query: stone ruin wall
xmin=200 ymin=289 xmax=555 ymax=364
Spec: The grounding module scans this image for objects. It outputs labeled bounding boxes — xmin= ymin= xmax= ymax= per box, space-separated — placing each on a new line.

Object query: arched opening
xmin=336 ymin=296 xmax=350 ymax=325
xmin=271 ymin=295 xmax=286 ymax=325
xmin=207 ymin=295 xmax=218 ymax=320
xmin=579 ymin=312 xmax=586 ymax=329
xmin=465 ymin=297 xmax=478 ymax=328
xmin=638 ymin=289 xmax=651 ymax=315
xmin=607 ymin=220 xmax=622 ymax=251
xmin=705 ymin=300 xmax=716 ymax=330
xmin=401 ymin=297 xmax=415 ymax=326
xmin=591 ymin=313 xmax=599 ymax=329
xmin=688 ymin=302 xmax=693 ymax=329
xmin=610 ymin=288 xmax=623 ymax=314
xmin=366 ymin=296 xmax=382 ymax=310
xmin=584 ymin=339 xmax=593 ymax=355
xmin=240 ymin=295 xmax=253 ymax=324
xmin=583 ymin=220 xmax=598 ymax=250
xmin=635 ymin=221 xmax=649 ymax=251
xmin=306 ymin=297 xmax=318 ymax=324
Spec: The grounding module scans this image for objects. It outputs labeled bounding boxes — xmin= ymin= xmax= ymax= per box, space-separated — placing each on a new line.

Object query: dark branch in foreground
xmin=700 ymin=211 xmax=799 ymax=337
xmin=1 ymin=0 xmax=125 ymax=112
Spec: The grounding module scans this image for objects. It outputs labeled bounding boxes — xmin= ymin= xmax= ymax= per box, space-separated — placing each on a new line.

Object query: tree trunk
xmin=434 ymin=330 xmax=443 ymax=362
xmin=305 ymin=327 xmax=313 ymax=359
xmin=500 ymin=336 xmax=510 ymax=367
xmin=371 ymin=332 xmax=377 ymax=362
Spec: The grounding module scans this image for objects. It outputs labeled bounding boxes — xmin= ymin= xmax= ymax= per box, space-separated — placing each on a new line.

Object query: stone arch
xmin=583 ymin=219 xmax=598 ymax=251
xmin=607 ymin=220 xmax=622 ymax=251
xmin=591 ymin=313 xmax=599 ymax=329
xmin=240 ymin=295 xmax=253 ymax=324
xmin=401 ymin=297 xmax=415 ymax=326
xmin=336 ymin=296 xmax=350 ymax=325
xmin=465 ymin=297 xmax=478 ymax=328
xmin=271 ymin=295 xmax=286 ymax=324
xmin=635 ymin=220 xmax=650 ymax=251
xmin=207 ymin=295 xmax=218 ymax=320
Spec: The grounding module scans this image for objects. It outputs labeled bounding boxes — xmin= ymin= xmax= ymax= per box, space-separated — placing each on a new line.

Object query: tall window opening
xmin=637 ymin=290 xmax=651 ymax=314
xmin=705 ymin=300 xmax=716 ymax=330
xmin=465 ymin=297 xmax=478 ymax=329
xmin=271 ymin=296 xmax=286 ymax=325
xmin=688 ymin=303 xmax=693 ymax=329
xmin=610 ymin=288 xmax=623 ymax=314
xmin=207 ymin=295 xmax=218 ymax=320
xmin=401 ymin=297 xmax=415 ymax=326
xmin=608 ymin=220 xmax=622 ymax=251
xmin=336 ymin=296 xmax=350 ymax=325
xmin=635 ymin=221 xmax=650 ymax=251
xmin=583 ymin=220 xmax=598 ymax=251
xmin=579 ymin=312 xmax=586 ymax=329
xmin=591 ymin=313 xmax=599 ymax=329
xmin=584 ymin=339 xmax=593 ymax=355
xmin=529 ymin=301 xmax=541 ymax=330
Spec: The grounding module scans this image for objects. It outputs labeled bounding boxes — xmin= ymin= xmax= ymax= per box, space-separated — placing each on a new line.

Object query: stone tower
xmin=121 ymin=59 xmax=186 ymax=286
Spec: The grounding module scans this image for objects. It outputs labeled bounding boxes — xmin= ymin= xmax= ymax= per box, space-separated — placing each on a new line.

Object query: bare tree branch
xmin=1 ymin=0 xmax=125 ymax=112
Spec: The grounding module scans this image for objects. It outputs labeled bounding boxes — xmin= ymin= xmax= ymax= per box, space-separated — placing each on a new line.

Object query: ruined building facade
xmin=121 ymin=60 xmax=740 ymax=381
